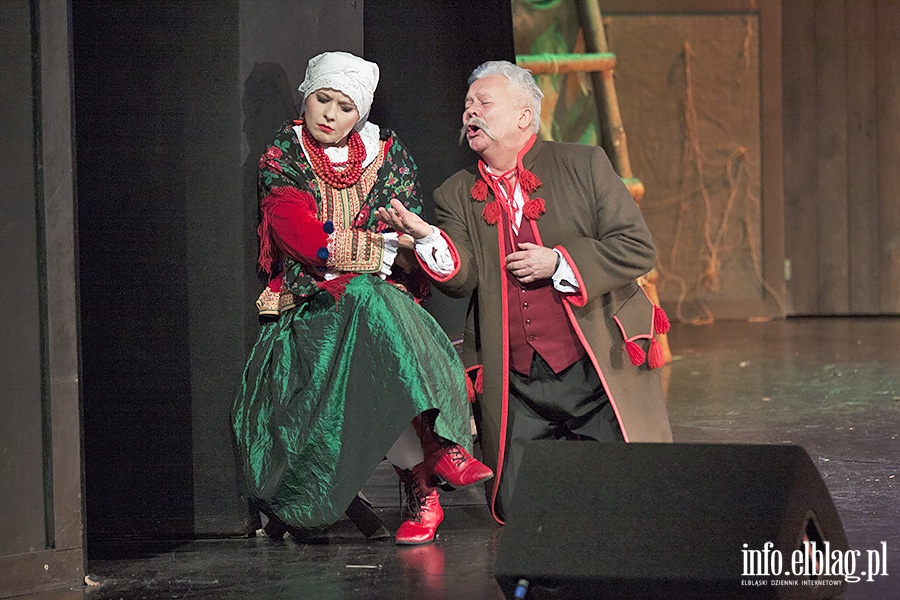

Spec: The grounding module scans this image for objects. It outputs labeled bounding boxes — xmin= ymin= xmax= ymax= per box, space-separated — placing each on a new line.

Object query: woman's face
xmin=304 ymin=88 xmax=359 ymax=147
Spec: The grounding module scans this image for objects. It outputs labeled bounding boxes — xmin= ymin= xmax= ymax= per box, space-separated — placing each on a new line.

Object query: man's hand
xmin=375 ymin=199 xmax=433 ymax=240
xmin=505 ymin=242 xmax=559 ymax=284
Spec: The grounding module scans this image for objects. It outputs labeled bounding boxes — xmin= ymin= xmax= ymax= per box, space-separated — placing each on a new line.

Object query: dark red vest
xmin=504 ymin=214 xmax=585 ymax=376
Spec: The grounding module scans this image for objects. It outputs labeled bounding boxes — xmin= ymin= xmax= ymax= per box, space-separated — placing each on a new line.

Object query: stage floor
xmin=24 ymin=318 xmax=900 ymax=600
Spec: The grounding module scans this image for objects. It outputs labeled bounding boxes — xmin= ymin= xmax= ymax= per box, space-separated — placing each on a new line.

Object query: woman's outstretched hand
xmin=375 ymin=199 xmax=433 ymax=240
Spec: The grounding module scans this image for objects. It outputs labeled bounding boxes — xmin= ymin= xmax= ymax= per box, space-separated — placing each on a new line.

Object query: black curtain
xmin=365 ymin=0 xmax=515 ymax=338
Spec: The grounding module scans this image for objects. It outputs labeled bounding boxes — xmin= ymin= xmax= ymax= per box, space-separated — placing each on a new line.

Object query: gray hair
xmin=469 ymin=61 xmax=543 ymax=134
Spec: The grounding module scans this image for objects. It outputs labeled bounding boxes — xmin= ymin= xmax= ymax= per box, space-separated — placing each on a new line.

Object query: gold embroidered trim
xmin=256 ymin=283 xmax=297 ymax=316
xmin=328 ymin=229 xmax=384 ymax=273
xmin=315 ymin=139 xmax=388 ymax=273
xmin=315 ymin=139 xmax=386 ymax=226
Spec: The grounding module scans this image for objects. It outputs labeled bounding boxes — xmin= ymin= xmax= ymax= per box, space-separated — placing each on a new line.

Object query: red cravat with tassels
xmin=478 ymin=163 xmax=523 ymax=234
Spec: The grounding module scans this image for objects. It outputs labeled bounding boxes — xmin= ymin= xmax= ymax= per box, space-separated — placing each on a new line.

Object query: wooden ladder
xmin=516 ymin=0 xmax=671 ymax=362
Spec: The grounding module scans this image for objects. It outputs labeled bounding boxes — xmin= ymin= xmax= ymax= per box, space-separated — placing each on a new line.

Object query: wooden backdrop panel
xmin=560 ymin=0 xmax=788 ymax=322
xmin=814 ymin=1 xmax=850 ymax=314
xmin=783 ymin=0 xmax=818 ymax=314
xmin=783 ymin=0 xmax=900 ymax=315
xmin=604 ymin=12 xmax=773 ymax=321
xmin=877 ymin=1 xmax=900 ymax=313
xmin=846 ymin=0 xmax=880 ymax=314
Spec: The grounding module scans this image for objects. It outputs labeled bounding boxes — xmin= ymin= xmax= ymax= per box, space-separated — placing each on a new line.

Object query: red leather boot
xmin=395 ymin=464 xmax=444 ymax=545
xmin=414 ymin=416 xmax=494 ymax=489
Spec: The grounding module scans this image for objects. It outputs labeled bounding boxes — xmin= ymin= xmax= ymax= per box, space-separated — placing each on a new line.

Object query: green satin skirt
xmin=232 ymin=274 xmax=472 ymax=529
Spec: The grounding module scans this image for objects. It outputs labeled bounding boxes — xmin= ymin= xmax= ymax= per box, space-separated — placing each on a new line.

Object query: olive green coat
xmin=426 ymin=136 xmax=673 ymax=522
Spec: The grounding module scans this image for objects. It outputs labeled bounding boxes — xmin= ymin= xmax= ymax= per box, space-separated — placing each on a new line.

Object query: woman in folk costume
xmin=232 ymin=51 xmax=492 ymax=545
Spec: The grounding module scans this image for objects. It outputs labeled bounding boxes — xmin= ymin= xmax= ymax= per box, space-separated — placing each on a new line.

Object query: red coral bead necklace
xmin=301 ymin=124 xmax=365 ymax=189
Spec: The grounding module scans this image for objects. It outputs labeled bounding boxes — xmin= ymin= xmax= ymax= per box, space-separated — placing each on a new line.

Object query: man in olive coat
xmin=377 ymin=60 xmax=672 ymax=523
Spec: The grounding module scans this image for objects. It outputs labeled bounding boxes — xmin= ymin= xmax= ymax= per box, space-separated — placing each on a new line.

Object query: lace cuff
xmin=379 ymin=232 xmax=400 ymax=278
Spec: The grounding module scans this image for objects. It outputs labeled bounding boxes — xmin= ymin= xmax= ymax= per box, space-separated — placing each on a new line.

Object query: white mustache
xmin=458 ymin=117 xmax=496 ymax=145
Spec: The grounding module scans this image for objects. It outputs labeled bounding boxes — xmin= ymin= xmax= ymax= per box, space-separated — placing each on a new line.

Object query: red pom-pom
xmin=522 ymin=197 xmax=546 ymax=220
xmin=625 ymin=340 xmax=646 ymax=366
xmin=482 ymin=201 xmax=501 ymax=225
xmin=474 ymin=367 xmax=484 ymax=394
xmin=653 ymin=305 xmax=671 ymax=335
xmin=518 ymin=169 xmax=542 ymax=193
xmin=465 ymin=374 xmax=475 ymax=404
xmin=648 ymin=337 xmax=665 ymax=369
xmin=471 ymin=179 xmax=489 ymax=202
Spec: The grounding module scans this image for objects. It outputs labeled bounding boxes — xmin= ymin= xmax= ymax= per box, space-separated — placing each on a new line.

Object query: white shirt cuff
xmin=552 ymin=248 xmax=580 ymax=293
xmin=414 ymin=226 xmax=455 ymax=275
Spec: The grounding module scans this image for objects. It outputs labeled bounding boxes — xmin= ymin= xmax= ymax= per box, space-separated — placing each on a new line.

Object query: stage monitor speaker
xmin=494 ymin=442 xmax=848 ymax=600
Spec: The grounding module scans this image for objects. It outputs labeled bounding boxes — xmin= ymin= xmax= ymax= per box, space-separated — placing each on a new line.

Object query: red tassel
xmin=522 ymin=197 xmax=546 ymax=220
xmin=518 ymin=168 xmax=542 ymax=193
xmin=257 ymin=208 xmax=275 ymax=273
xmin=648 ymin=337 xmax=665 ymax=369
xmin=625 ymin=340 xmax=646 ymax=366
xmin=318 ymin=273 xmax=356 ymax=303
xmin=474 ymin=367 xmax=484 ymax=394
xmin=465 ymin=374 xmax=475 ymax=404
xmin=482 ymin=201 xmax=501 ymax=225
xmin=471 ymin=179 xmax=489 ymax=201
xmin=653 ymin=305 xmax=671 ymax=335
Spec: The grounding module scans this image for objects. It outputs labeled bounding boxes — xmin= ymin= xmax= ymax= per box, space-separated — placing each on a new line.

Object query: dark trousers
xmin=498 ymin=353 xmax=624 ymax=518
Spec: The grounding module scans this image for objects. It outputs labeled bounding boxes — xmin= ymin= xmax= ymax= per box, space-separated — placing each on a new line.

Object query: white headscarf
xmin=298 ymin=51 xmax=380 ymax=131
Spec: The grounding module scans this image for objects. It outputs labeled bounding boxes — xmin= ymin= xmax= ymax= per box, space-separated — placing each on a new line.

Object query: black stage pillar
xmin=73 ymin=0 xmax=363 ymax=543
xmin=364 ymin=0 xmax=515 ymax=339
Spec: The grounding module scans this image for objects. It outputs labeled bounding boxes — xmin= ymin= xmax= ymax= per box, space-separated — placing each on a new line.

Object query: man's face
xmin=462 ymin=75 xmax=526 ymax=155
xmin=303 ymin=88 xmax=359 ymax=147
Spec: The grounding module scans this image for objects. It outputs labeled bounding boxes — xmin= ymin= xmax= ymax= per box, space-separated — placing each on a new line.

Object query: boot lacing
xmin=443 ymin=444 xmax=467 ymax=467
xmin=399 ymin=470 xmax=429 ymax=523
